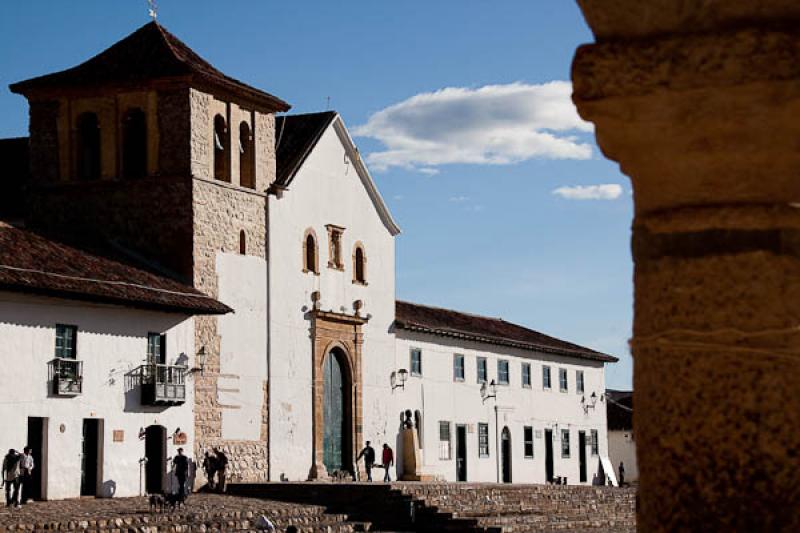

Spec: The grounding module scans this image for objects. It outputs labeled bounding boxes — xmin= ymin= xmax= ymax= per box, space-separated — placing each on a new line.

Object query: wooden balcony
xmin=48 ymin=358 xmax=83 ymax=396
xmin=136 ymin=364 xmax=187 ymax=405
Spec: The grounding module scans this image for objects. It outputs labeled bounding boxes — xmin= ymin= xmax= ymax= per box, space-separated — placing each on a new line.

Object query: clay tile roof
xmin=0 ymin=223 xmax=231 ymax=315
xmin=9 ymin=22 xmax=290 ymax=112
xmin=395 ymin=301 xmax=618 ymax=363
xmin=274 ymin=111 xmax=338 ymax=186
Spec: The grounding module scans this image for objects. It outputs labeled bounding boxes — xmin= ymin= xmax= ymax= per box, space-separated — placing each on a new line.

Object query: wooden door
xmin=323 ymin=353 xmax=345 ymax=473
xmin=456 ymin=425 xmax=467 ymax=482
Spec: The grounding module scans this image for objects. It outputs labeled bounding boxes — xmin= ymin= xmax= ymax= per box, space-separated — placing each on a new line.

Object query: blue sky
xmin=0 ymin=1 xmax=633 ymax=389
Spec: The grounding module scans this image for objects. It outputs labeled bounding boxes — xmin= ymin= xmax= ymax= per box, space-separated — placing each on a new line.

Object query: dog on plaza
xmin=148 ymin=491 xmax=187 ymax=512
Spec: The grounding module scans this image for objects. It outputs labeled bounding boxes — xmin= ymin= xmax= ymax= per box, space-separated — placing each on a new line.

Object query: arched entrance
xmin=322 ymin=347 xmax=352 ymax=475
xmin=501 ymin=426 xmax=512 ymax=483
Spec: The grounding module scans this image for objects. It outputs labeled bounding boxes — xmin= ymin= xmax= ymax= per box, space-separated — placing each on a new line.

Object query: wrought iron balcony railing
xmin=135 ymin=363 xmax=187 ymax=405
xmin=48 ymin=358 xmax=83 ymax=396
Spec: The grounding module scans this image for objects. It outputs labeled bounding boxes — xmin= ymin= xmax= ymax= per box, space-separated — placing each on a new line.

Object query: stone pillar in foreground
xmin=572 ymin=2 xmax=800 ymax=530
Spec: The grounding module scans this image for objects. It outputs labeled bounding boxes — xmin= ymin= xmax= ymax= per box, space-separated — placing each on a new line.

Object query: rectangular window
xmin=591 ymin=429 xmax=599 ymax=456
xmin=453 ymin=354 xmax=465 ymax=382
xmin=559 ymin=368 xmax=568 ymax=392
xmin=477 ymin=357 xmax=487 ymax=383
xmin=410 ymin=348 xmax=422 ymax=376
xmin=439 ymin=421 xmax=452 ymax=460
xmin=478 ymin=423 xmax=490 ymax=457
xmin=524 ymin=426 xmax=534 ymax=458
xmin=147 ymin=332 xmax=166 ymax=365
xmin=561 ymin=429 xmax=571 ymax=458
xmin=577 ymin=370 xmax=585 ymax=394
xmin=522 ymin=363 xmax=531 ymax=388
xmin=497 ymin=359 xmax=509 ymax=385
xmin=55 ymin=324 xmax=77 ymax=359
xmin=543 ymin=365 xmax=552 ymax=389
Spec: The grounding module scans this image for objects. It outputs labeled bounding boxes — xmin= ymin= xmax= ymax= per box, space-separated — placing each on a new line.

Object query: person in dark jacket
xmin=214 ymin=448 xmax=229 ymax=492
xmin=2 ymin=449 xmax=21 ymax=508
xmin=172 ymin=448 xmax=189 ymax=497
xmin=356 ymin=441 xmax=376 ymax=482
xmin=202 ymin=451 xmax=217 ymax=490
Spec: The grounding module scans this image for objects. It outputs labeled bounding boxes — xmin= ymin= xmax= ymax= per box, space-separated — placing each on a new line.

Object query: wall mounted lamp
xmin=391 ymin=369 xmax=409 ymax=390
xmin=481 ymin=379 xmax=498 ymax=403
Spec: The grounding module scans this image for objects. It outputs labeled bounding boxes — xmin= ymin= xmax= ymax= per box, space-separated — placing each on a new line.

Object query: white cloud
xmin=449 ymin=195 xmax=470 ymax=203
xmin=354 ymin=81 xmax=592 ymax=172
xmin=418 ymin=167 xmax=440 ymax=176
xmin=552 ymin=184 xmax=623 ymax=201
xmin=392 ymin=195 xmax=404 ymax=201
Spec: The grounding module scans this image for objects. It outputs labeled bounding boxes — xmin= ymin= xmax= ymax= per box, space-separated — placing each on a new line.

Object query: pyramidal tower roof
xmin=10 ymin=21 xmax=290 ymax=112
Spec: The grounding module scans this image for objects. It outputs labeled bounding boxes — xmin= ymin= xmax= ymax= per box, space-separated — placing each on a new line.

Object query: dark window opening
xmin=214 ymin=115 xmax=229 ymax=182
xmin=239 ymin=121 xmax=255 ymax=189
xmin=305 ymin=233 xmax=317 ymax=273
xmin=76 ymin=112 xmax=101 ymax=180
xmin=239 ymin=230 xmax=247 ymax=255
xmin=354 ymin=246 xmax=366 ymax=283
xmin=122 ymin=108 xmax=147 ymax=179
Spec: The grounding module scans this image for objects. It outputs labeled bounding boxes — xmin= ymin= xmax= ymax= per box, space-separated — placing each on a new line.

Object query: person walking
xmin=618 ymin=461 xmax=626 ymax=486
xmin=214 ymin=448 xmax=228 ymax=493
xmin=19 ymin=447 xmax=34 ymax=503
xmin=356 ymin=441 xmax=376 ymax=482
xmin=202 ymin=450 xmax=217 ymax=491
xmin=2 ymin=449 xmax=21 ymax=508
xmin=172 ymin=448 xmax=189 ymax=497
xmin=381 ymin=443 xmax=394 ymax=483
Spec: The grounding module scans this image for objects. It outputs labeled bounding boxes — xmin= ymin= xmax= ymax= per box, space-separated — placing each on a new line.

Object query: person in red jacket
xmin=381 ymin=443 xmax=394 ymax=482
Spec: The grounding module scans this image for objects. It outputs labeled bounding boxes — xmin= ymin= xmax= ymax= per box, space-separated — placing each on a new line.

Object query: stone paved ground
xmin=0 ymin=493 xmax=358 ymax=532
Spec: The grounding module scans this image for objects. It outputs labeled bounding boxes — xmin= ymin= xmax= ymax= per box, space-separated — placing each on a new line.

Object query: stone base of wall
xmin=196 ymin=440 xmax=269 ymax=484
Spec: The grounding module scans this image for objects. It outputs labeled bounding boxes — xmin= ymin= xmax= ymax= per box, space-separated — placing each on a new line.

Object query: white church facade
xmin=0 ymin=22 xmax=617 ymax=499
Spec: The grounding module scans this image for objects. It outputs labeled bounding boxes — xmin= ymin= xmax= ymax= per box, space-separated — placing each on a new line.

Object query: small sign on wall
xmin=113 ymin=430 xmax=124 ymax=443
xmin=467 ymin=424 xmax=475 ymax=433
xmin=535 ymin=430 xmax=543 ymax=439
xmin=173 ymin=432 xmax=188 ymax=445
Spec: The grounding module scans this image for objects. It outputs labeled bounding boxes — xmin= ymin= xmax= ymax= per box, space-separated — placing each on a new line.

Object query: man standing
xmin=381 ymin=443 xmax=394 ymax=483
xmin=618 ymin=461 xmax=626 ymax=486
xmin=356 ymin=441 xmax=376 ymax=482
xmin=172 ymin=448 xmax=189 ymax=497
xmin=19 ymin=447 xmax=34 ymax=503
xmin=2 ymin=449 xmax=21 ymax=508
xmin=214 ymin=448 xmax=228 ymax=493
xmin=202 ymin=451 xmax=217 ymax=491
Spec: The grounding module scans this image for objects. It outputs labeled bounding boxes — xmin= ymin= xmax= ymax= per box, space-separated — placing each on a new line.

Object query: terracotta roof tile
xmin=10 ymin=22 xmax=290 ymax=112
xmin=0 ymin=223 xmax=230 ymax=315
xmin=395 ymin=300 xmax=618 ymax=363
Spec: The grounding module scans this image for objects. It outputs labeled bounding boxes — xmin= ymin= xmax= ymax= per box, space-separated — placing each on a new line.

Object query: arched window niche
xmin=239 ymin=121 xmax=255 ymax=189
xmin=213 ymin=114 xmax=229 ymax=182
xmin=303 ymin=229 xmax=319 ymax=274
xmin=122 ymin=107 xmax=147 ymax=179
xmin=76 ymin=112 xmax=101 ymax=181
xmin=353 ymin=242 xmax=367 ymax=285
xmin=239 ymin=230 xmax=247 ymax=255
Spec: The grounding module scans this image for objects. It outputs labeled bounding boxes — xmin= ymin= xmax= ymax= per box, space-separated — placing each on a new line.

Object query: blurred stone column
xmin=572 ymin=2 xmax=800 ymax=530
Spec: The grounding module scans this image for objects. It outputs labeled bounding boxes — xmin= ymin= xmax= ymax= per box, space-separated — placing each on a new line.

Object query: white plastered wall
xmin=217 ymin=252 xmax=268 ymax=441
xmin=267 ymin=119 xmax=397 ymax=480
xmin=395 ymin=330 xmax=610 ymax=485
xmin=0 ymin=292 xmax=196 ymax=499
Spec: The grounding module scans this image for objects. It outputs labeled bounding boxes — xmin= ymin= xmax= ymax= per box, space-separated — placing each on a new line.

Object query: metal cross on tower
xmin=147 ymin=0 xmax=158 ymax=21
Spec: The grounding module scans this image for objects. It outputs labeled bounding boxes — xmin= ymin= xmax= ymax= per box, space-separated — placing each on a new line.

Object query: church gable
xmin=275 ymin=112 xmax=400 ymax=236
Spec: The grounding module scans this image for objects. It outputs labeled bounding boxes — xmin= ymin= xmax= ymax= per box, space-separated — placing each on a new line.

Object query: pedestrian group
xmin=2 ymin=447 xmax=34 ymax=508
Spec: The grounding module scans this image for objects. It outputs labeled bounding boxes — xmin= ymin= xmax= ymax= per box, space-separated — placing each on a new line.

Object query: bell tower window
xmin=213 ymin=114 xmax=229 ymax=182
xmin=239 ymin=121 xmax=255 ymax=189
xmin=76 ymin=112 xmax=101 ymax=181
xmin=353 ymin=242 xmax=367 ymax=285
xmin=122 ymin=108 xmax=147 ymax=179
xmin=303 ymin=229 xmax=319 ymax=274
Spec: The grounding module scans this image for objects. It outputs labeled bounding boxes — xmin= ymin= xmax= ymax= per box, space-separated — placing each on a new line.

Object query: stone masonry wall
xmin=190 ymin=85 xmax=275 ymax=483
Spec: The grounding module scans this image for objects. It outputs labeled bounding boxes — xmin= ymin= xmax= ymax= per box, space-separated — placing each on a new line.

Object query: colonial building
xmin=0 ymin=21 xmax=617 ymax=498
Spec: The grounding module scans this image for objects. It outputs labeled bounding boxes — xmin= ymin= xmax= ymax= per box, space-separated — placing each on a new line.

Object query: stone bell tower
xmin=11 ymin=21 xmax=290 ymax=482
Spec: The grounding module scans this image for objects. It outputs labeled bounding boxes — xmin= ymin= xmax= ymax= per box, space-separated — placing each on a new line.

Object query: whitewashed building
xmin=0 ymin=21 xmax=619 ymax=498
xmin=0 ymin=223 xmax=229 ymax=499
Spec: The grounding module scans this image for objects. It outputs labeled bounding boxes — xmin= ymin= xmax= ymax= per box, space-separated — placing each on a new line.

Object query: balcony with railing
xmin=48 ymin=358 xmax=83 ymax=396
xmin=134 ymin=363 xmax=187 ymax=405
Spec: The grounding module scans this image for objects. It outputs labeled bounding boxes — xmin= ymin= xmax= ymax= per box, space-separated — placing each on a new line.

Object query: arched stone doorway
xmin=322 ymin=347 xmax=353 ymax=474
xmin=501 ymin=426 xmax=512 ymax=483
xmin=309 ymin=308 xmax=365 ymax=481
